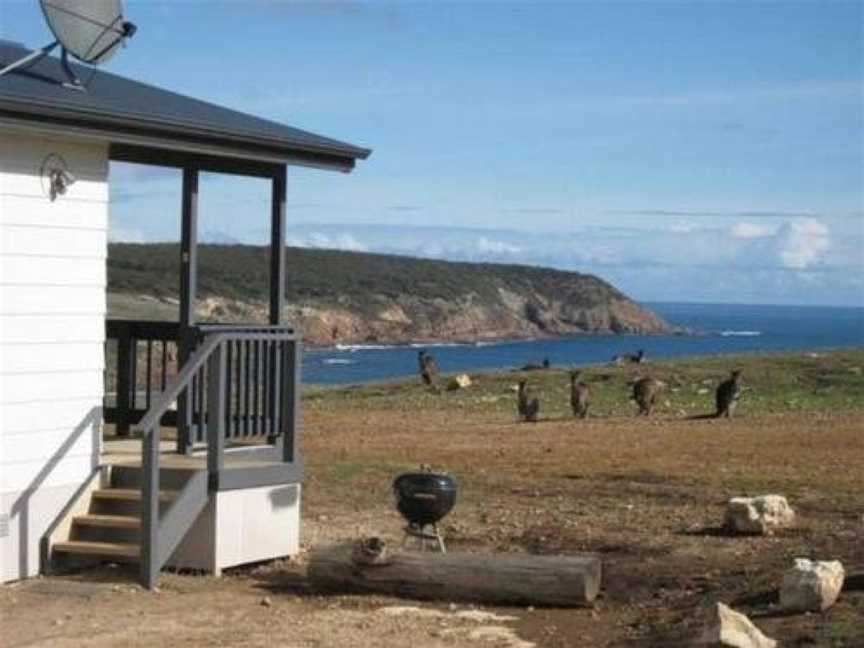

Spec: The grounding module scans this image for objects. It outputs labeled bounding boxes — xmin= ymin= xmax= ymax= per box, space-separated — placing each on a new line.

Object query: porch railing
xmin=130 ymin=326 xmax=301 ymax=588
xmin=105 ymin=319 xmax=299 ymax=453
xmin=105 ymin=320 xmax=180 ymax=435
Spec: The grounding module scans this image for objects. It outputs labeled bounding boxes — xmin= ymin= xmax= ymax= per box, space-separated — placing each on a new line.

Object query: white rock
xmin=454 ymin=610 xmax=519 ymax=623
xmin=447 ymin=373 xmax=472 ymax=390
xmin=465 ymin=626 xmax=535 ymax=648
xmin=379 ymin=605 xmax=445 ymax=619
xmin=780 ymin=558 xmax=845 ymax=612
xmin=700 ymin=603 xmax=777 ymax=648
xmin=724 ymin=495 xmax=795 ymax=535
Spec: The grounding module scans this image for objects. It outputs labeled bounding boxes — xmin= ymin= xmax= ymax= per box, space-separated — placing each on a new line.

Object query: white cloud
xmin=730 ymin=222 xmax=776 ymax=239
xmin=273 ymin=220 xmax=856 ymax=304
xmin=476 ymin=236 xmax=521 ymax=255
xmin=108 ymin=226 xmax=147 ymax=243
xmin=668 ymin=220 xmax=698 ymax=233
xmin=776 ymin=219 xmax=830 ymax=269
xmin=289 ymin=232 xmax=368 ymax=252
xmin=200 ymin=230 xmax=241 ymax=244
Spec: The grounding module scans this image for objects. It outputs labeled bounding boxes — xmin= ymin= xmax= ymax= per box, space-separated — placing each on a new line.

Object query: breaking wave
xmin=334 ymin=343 xmax=396 ymax=352
xmin=719 ymin=330 xmax=762 ymax=337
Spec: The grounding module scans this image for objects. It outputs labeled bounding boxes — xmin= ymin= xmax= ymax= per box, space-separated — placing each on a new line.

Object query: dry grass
xmin=2 ymin=348 xmax=862 ymax=647
xmin=300 ymin=347 xmax=864 ymax=645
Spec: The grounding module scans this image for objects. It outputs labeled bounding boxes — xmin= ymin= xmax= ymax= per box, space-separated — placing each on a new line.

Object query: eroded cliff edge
xmin=108 ymin=244 xmax=673 ymax=345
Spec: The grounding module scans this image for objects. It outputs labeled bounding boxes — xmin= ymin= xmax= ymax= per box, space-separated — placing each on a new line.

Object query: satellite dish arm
xmin=59 ymin=47 xmax=81 ymax=87
xmin=0 ymin=41 xmax=59 ymax=79
xmin=87 ymin=21 xmax=136 ymax=64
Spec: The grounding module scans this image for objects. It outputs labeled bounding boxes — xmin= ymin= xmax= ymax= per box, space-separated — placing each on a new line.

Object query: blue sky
xmin=2 ymin=1 xmax=862 ymax=306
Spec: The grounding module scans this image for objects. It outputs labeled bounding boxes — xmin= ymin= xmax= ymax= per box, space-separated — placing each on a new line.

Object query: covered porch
xmin=91 ymin=147 xmax=306 ymax=587
xmin=0 ymin=39 xmax=369 ymax=588
xmin=103 ymin=144 xmax=299 ymax=465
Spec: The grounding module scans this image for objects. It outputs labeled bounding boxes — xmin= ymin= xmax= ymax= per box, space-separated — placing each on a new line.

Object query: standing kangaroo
xmin=517 ymin=380 xmax=540 ymax=423
xmin=418 ymin=350 xmax=439 ymax=387
xmin=715 ymin=370 xmax=743 ymax=418
xmin=632 ymin=377 xmax=665 ymax=416
xmin=569 ymin=370 xmax=590 ymax=419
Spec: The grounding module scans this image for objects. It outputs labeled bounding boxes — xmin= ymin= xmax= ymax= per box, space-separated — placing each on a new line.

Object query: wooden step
xmin=92 ymin=488 xmax=177 ymax=502
xmin=73 ymin=514 xmax=140 ymax=529
xmin=53 ymin=541 xmax=140 ymax=559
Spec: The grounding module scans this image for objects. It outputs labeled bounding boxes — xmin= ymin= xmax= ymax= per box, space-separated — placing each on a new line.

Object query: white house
xmin=0 ymin=39 xmax=370 ymax=586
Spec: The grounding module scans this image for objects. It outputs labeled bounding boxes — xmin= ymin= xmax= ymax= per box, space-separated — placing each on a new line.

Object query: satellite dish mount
xmin=0 ymin=0 xmax=136 ymax=90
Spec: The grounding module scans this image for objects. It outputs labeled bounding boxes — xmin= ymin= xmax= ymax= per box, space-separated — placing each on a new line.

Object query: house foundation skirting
xmin=167 ymin=483 xmax=301 ymax=574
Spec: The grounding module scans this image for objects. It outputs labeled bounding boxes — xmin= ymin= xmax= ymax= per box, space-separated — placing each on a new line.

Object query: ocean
xmin=302 ymin=302 xmax=864 ymax=385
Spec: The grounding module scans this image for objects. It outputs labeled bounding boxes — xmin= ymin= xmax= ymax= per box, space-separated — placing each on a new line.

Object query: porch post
xmin=269 ymin=165 xmax=287 ymax=325
xmin=177 ymin=166 xmax=199 ymax=454
xmin=269 ymin=165 xmax=287 ymax=448
xmin=115 ymin=326 xmax=134 ymax=437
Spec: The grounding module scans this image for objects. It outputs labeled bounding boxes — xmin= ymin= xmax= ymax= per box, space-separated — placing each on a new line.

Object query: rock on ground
xmin=724 ymin=494 xmax=795 ymax=535
xmin=699 ymin=602 xmax=777 ymax=648
xmin=447 ymin=374 xmax=473 ymax=390
xmin=780 ymin=558 xmax=845 ymax=612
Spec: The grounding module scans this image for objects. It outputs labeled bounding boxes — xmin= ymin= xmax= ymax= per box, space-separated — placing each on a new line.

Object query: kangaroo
xmin=715 ymin=370 xmax=743 ymax=418
xmin=569 ymin=370 xmax=590 ymax=419
xmin=632 ymin=376 xmax=664 ymax=416
xmin=519 ymin=357 xmax=551 ymax=371
xmin=611 ymin=349 xmax=645 ymax=365
xmin=418 ymin=350 xmax=439 ymax=387
xmin=517 ymin=380 xmax=540 ymax=422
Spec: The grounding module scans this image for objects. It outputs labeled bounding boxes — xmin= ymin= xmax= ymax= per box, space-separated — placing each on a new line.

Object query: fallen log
xmin=307 ymin=538 xmax=601 ymax=607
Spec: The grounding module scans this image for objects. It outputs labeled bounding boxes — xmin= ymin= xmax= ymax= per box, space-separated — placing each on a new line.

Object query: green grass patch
xmin=304 ymin=347 xmax=864 ymax=418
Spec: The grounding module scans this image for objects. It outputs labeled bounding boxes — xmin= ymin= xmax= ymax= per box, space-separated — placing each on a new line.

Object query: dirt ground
xmin=2 ymin=355 xmax=863 ymax=647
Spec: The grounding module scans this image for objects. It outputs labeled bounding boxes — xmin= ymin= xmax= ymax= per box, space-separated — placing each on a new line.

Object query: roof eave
xmin=0 ymin=97 xmax=370 ymax=173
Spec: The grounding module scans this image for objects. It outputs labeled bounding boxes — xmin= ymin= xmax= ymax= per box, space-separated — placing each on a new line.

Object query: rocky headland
xmin=108 ymin=243 xmax=674 ymax=346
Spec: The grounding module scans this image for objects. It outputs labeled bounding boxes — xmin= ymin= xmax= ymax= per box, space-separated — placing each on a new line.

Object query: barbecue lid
xmin=393 ymin=472 xmax=458 ymax=493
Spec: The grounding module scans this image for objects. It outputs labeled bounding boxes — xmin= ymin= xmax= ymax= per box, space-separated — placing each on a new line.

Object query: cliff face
xmin=107 ymin=243 xmax=673 ymax=345
xmin=288 ymin=290 xmax=669 ymax=345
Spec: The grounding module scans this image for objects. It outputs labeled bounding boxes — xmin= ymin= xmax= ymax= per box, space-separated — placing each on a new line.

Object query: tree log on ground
xmin=307 ymin=538 xmax=601 ymax=607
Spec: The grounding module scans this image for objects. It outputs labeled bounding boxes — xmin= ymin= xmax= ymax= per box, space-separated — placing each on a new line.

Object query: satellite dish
xmin=41 ymin=0 xmax=136 ymax=66
xmin=0 ymin=0 xmax=136 ymax=89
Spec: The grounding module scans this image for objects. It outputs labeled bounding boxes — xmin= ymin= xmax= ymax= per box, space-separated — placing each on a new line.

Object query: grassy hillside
xmin=108 ymin=243 xmax=671 ymax=343
xmin=109 ymin=243 xmax=627 ymax=310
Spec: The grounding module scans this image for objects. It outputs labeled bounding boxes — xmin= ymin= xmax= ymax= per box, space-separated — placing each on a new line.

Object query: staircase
xmin=51 ymin=327 xmax=299 ymax=588
xmin=52 ymin=466 xmax=200 ymax=567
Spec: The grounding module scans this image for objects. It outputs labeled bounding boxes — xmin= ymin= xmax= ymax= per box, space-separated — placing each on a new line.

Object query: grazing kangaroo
xmin=632 ymin=376 xmax=664 ymax=416
xmin=519 ymin=357 xmax=551 ymax=371
xmin=715 ymin=370 xmax=743 ymax=418
xmin=418 ymin=350 xmax=439 ymax=387
xmin=569 ymin=370 xmax=590 ymax=419
xmin=517 ymin=380 xmax=540 ymax=422
xmin=612 ymin=349 xmax=645 ymax=365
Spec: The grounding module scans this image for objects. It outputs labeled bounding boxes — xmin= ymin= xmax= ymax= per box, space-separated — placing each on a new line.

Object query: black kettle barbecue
xmin=392 ymin=467 xmax=457 ymax=552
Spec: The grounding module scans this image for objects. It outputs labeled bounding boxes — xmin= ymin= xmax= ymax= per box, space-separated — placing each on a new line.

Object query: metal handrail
xmin=135 ymin=332 xmax=222 ymax=589
xmin=133 ymin=327 xmax=299 ymax=589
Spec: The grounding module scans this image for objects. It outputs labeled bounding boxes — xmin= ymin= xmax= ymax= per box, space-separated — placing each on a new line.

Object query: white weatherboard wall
xmin=0 ymin=130 xmax=108 ymax=582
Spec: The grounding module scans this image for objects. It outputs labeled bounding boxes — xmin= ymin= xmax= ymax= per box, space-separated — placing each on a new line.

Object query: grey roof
xmin=0 ymin=41 xmax=370 ymax=171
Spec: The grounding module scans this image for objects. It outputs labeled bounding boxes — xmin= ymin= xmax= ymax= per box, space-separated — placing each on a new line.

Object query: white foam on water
xmin=322 ymin=358 xmax=355 ymax=365
xmin=719 ymin=330 xmax=762 ymax=337
xmin=334 ymin=343 xmax=396 ymax=352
